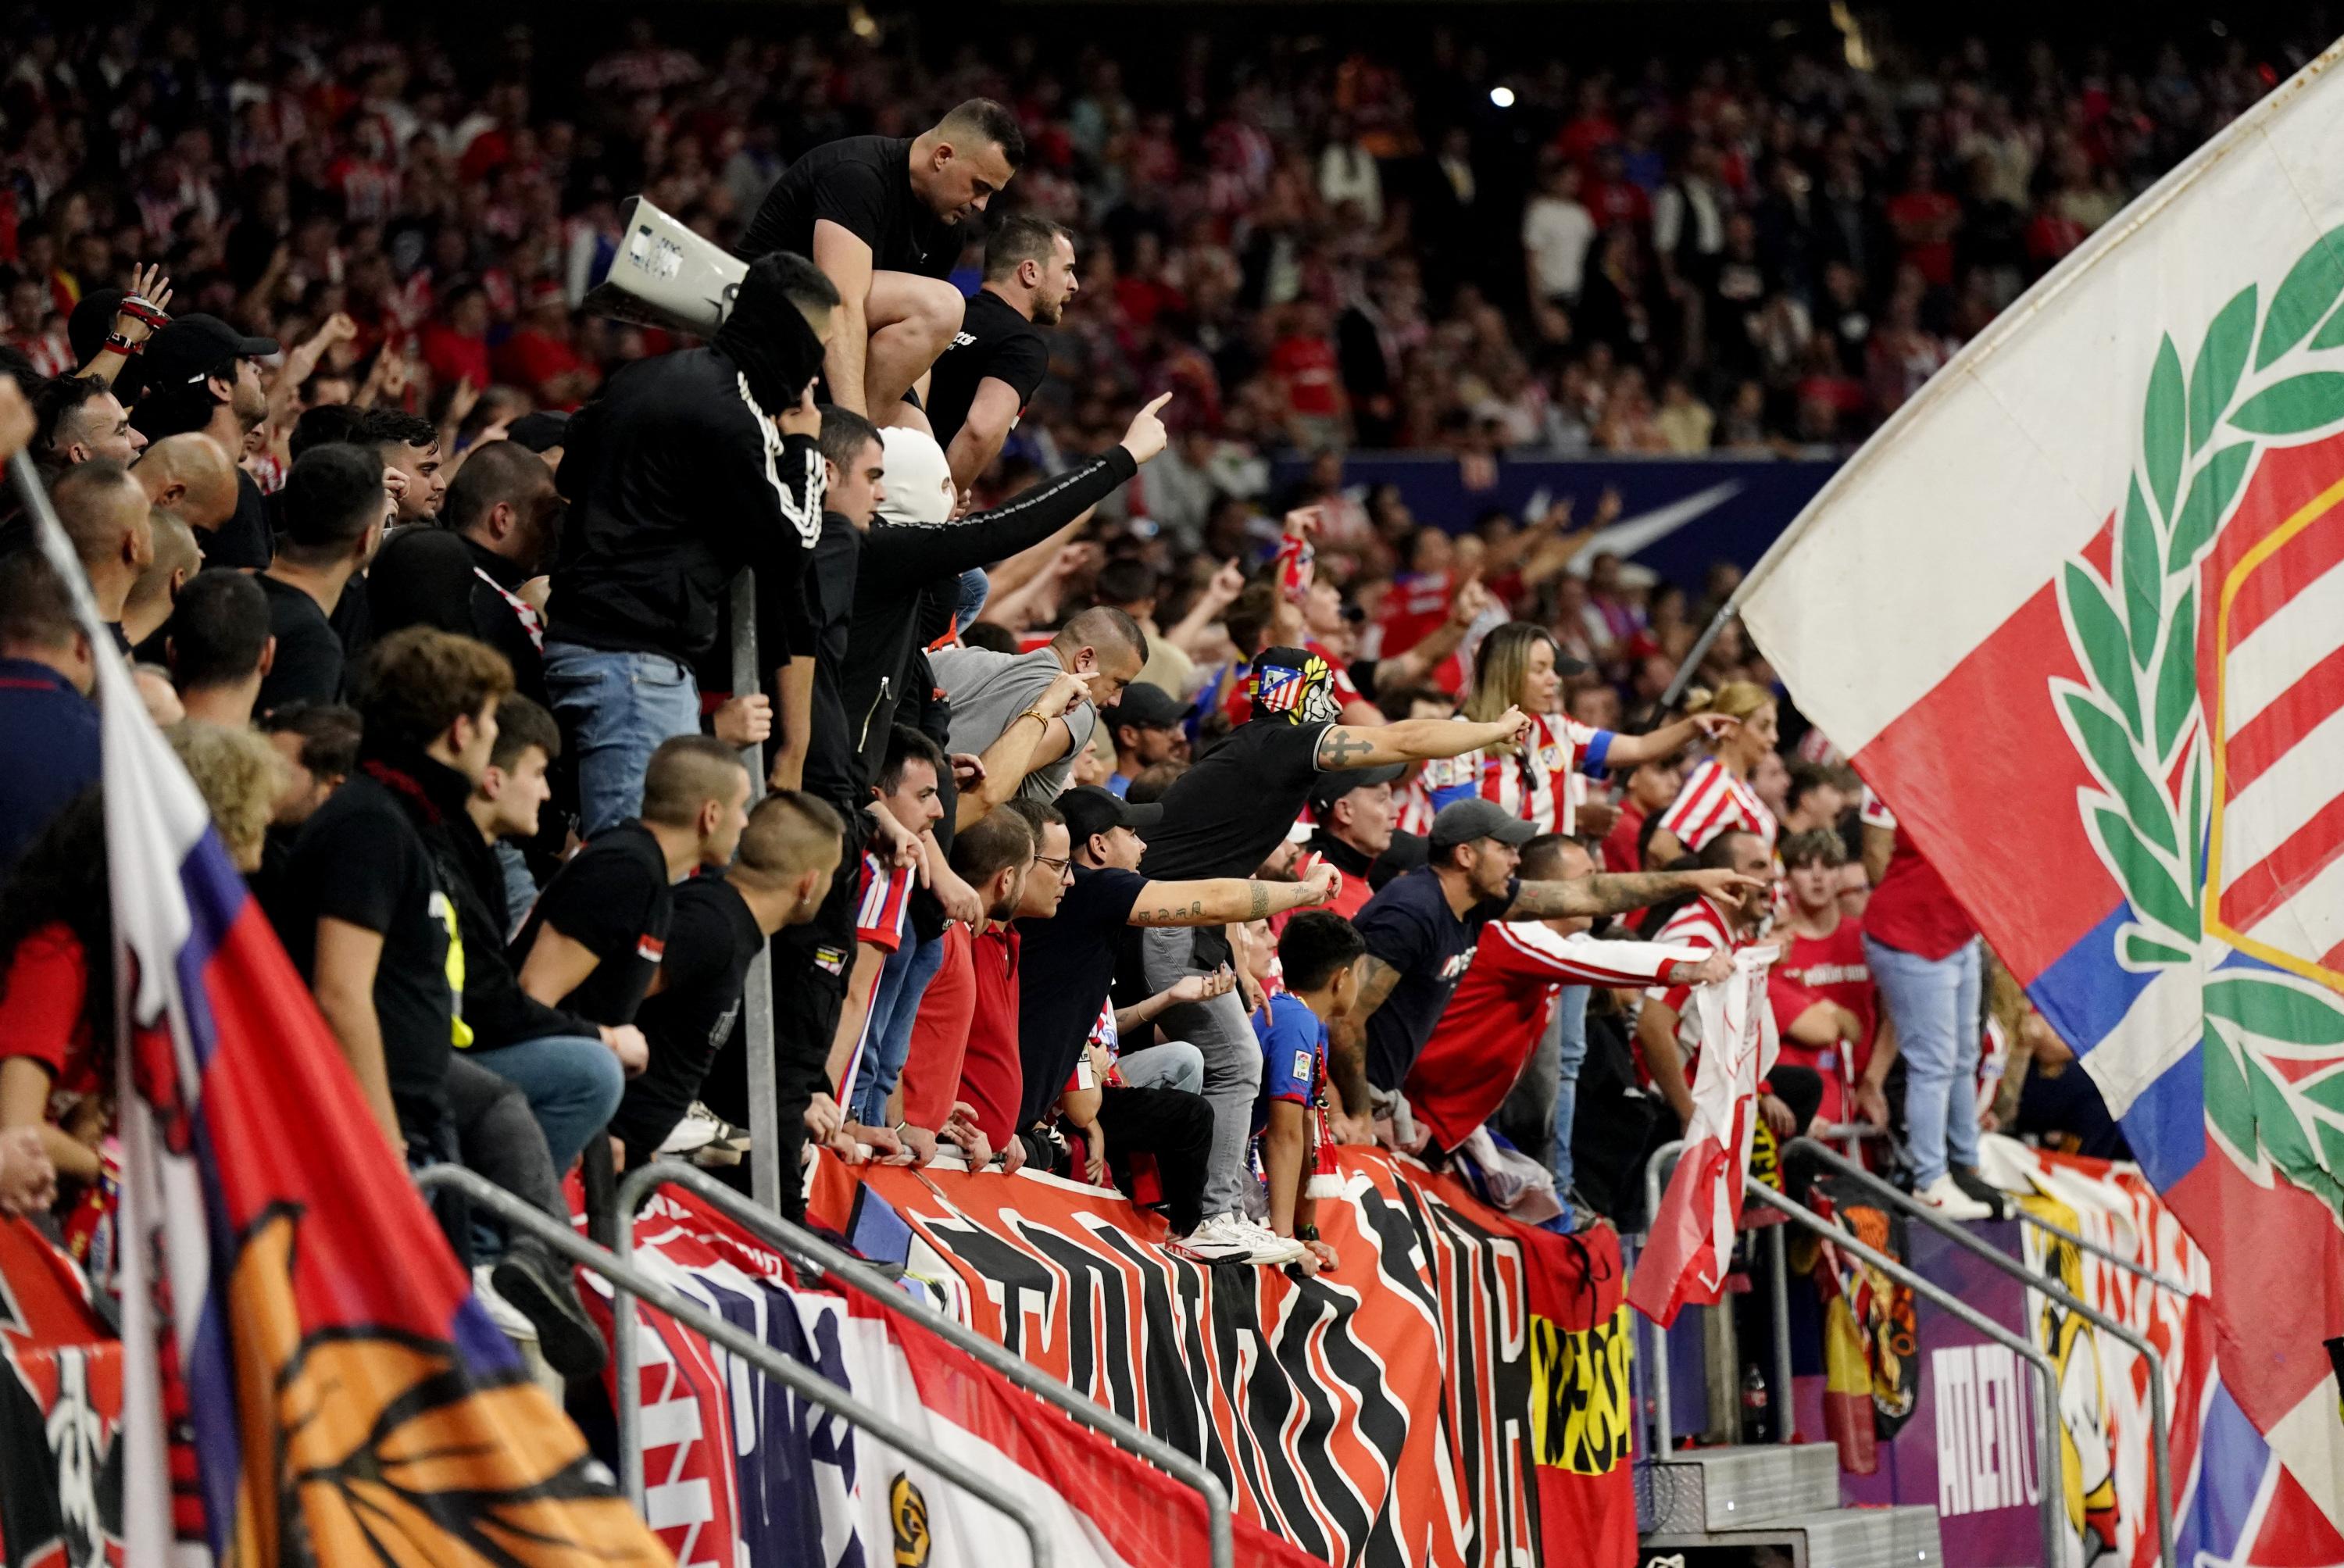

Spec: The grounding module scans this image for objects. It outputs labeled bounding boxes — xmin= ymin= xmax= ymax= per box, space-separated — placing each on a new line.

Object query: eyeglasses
xmin=1032 ymin=854 xmax=1072 ymax=878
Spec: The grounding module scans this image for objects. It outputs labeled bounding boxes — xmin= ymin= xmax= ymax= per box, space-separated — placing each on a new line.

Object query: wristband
xmin=1295 ymin=1223 xmax=1319 ymax=1243
xmin=102 ymin=332 xmax=142 ymax=356
xmin=116 ymin=295 xmax=171 ymax=330
xmin=1016 ymin=706 xmax=1053 ymax=729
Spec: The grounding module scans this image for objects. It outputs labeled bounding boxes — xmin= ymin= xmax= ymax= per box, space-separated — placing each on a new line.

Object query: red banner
xmin=811 ymin=1148 xmax=1636 ymax=1568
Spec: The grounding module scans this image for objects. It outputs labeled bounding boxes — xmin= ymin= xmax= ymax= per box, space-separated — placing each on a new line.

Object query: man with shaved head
xmin=123 ymin=506 xmax=200 ymax=648
xmin=739 ymin=99 xmax=1026 ymax=423
xmin=49 ymin=458 xmax=153 ymax=650
xmin=134 ymin=431 xmax=239 ymax=541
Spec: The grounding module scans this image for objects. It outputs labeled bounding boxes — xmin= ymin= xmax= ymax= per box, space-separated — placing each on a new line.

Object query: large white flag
xmin=1736 ymin=38 xmax=2344 ymax=1553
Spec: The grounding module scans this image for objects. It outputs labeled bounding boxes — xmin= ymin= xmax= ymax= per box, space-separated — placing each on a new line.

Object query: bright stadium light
xmin=1489 ymin=85 xmax=1517 ymax=109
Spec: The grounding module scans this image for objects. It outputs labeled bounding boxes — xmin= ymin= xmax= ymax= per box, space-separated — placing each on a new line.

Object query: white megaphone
xmin=581 ymin=195 xmax=747 ymax=337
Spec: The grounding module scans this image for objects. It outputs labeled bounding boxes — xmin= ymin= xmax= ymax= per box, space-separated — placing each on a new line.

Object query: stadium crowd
xmin=0 ymin=3 xmax=2174 ymax=1374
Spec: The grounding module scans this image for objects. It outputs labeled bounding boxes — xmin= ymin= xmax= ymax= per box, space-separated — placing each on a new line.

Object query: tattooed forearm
xmin=1320 ymin=728 xmax=1375 ymax=767
xmin=1249 ymin=881 xmax=1271 ymax=920
xmin=1510 ymin=870 xmax=1702 ymax=919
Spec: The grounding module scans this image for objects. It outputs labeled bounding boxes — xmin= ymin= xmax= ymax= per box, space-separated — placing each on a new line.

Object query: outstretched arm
xmin=1503 ymin=866 xmax=1767 ymax=920
xmin=1129 ymin=864 xmax=1338 ymax=926
xmin=1316 ymin=709 xmax=1528 ymax=771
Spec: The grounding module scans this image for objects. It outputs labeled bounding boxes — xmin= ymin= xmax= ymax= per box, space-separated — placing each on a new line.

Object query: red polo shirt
xmin=953 ymin=924 xmax=1026 ymax=1145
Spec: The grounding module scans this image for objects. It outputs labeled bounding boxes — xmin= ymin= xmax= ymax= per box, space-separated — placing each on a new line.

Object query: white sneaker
xmin=659 ymin=1105 xmax=724 ymax=1156
xmin=1233 ymin=1216 xmax=1310 ymax=1266
xmin=1167 ymin=1213 xmax=1306 ymax=1266
xmin=1915 ymin=1173 xmax=1993 ymax=1221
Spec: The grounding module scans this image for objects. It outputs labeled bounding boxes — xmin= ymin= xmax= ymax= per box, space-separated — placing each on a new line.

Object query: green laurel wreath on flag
xmin=2054 ymin=224 xmax=2344 ymax=1207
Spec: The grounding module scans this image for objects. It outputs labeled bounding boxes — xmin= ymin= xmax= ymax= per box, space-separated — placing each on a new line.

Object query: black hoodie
xmin=547 ymin=338 xmax=826 ymax=665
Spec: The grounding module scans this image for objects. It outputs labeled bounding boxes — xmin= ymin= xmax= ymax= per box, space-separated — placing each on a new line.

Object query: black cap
xmin=134 ymin=313 xmax=279 ymax=401
xmin=507 ymin=410 xmax=571 ymax=452
xmin=1059 ymin=785 xmax=1164 ymax=848
xmin=1100 ymin=681 xmax=1191 ymax=732
xmin=1427 ymin=798 xmax=1539 ymax=855
xmin=1306 ymin=762 xmax=1408 ymax=816
xmin=67 ymin=289 xmax=125 ymax=370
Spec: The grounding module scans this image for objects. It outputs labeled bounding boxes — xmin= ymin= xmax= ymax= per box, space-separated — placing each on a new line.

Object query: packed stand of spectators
xmin=0 ymin=3 xmax=2178 ymax=1374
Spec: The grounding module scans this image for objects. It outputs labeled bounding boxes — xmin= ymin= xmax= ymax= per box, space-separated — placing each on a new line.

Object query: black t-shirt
xmin=277 ymin=772 xmax=457 ymax=1133
xmin=204 ymin=468 xmax=275 ymax=571
xmin=736 ymin=134 xmax=958 ymax=280
xmin=1014 ymin=865 xmax=1146 ymax=1127
xmin=1352 ymin=866 xmax=1520 ymax=1093
xmin=254 ymin=573 xmax=345 ymax=716
xmin=509 ymin=819 xmax=674 ymax=1026
xmin=1138 ymin=719 xmax=1330 ymax=968
xmin=925 ymin=290 xmax=1050 ymax=449
xmin=614 ymin=876 xmax=764 ymax=1159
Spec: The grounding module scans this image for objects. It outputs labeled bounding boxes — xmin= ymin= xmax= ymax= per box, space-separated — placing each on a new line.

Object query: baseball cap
xmin=1058 ymin=785 xmax=1164 ymax=848
xmin=1100 ymin=681 xmax=1192 ymax=732
xmin=135 ymin=313 xmax=278 ymax=401
xmin=1428 ymin=798 xmax=1539 ymax=855
xmin=1306 ymin=762 xmax=1408 ymax=817
xmin=507 ymin=411 xmax=571 ymax=452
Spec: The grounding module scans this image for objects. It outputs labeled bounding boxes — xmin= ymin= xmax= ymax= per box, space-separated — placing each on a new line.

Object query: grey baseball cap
xmin=1428 ymin=798 xmax=1539 ymax=854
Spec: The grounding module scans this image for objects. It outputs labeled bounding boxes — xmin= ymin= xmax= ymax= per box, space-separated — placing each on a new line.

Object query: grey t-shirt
xmin=930 ymin=645 xmax=1096 ymax=801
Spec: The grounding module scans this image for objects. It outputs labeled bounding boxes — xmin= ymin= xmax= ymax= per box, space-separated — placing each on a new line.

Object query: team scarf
xmin=1246 ymin=645 xmax=1341 ymax=725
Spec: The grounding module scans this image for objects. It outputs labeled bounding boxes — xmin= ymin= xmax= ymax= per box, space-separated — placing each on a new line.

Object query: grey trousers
xmin=1139 ymin=925 xmax=1259 ymax=1218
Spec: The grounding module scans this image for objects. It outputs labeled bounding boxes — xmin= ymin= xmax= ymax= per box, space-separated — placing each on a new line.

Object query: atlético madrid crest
xmin=2053 ymin=228 xmax=2344 ymax=1213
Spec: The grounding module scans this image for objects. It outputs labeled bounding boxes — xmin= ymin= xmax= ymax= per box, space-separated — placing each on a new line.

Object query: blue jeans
xmin=1119 ymin=1041 xmax=1206 ymax=1095
xmin=469 ymin=1034 xmax=626 ymax=1170
xmin=1863 ymin=934 xmax=1982 ymax=1186
xmin=1548 ymin=985 xmax=1591 ymax=1195
xmin=543 ymin=642 xmax=702 ymax=838
xmin=851 ymin=928 xmax=946 ymax=1125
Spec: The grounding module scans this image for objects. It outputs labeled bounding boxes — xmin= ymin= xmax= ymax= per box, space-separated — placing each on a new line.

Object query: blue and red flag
xmin=8 ymin=460 xmax=666 ymax=1564
xmin=1742 ymin=38 xmax=2344 ymax=1555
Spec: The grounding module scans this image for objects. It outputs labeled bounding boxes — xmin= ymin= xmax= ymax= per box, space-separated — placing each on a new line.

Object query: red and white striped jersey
xmin=1645 ymin=895 xmax=1745 ymax=1070
xmin=853 ymin=850 xmax=913 ymax=955
xmin=1420 ymin=713 xmax=1615 ymax=835
xmin=1656 ymin=755 xmax=1778 ymax=855
xmin=1393 ymin=775 xmax=1437 ymax=838
xmin=1406 ymin=920 xmax=1684 ymax=1151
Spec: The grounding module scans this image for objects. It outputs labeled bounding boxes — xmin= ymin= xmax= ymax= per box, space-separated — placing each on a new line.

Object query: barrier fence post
xmin=615 ymin=1159 xmax=1237 ymax=1568
xmin=414 ymin=1165 xmax=1055 ymax=1568
xmin=729 ymin=573 xmax=784 ymax=1215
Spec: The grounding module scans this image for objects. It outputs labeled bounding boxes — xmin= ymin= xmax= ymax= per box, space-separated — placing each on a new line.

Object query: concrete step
xmin=1640 ymin=1503 xmax=1943 ymax=1568
xmin=1645 ymin=1443 xmax=1839 ymax=1534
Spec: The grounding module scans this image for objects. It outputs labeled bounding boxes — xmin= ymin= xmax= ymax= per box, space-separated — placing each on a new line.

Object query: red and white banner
xmin=1628 ymin=950 xmax=1778 ymax=1326
xmin=806 ymin=1148 xmax=1639 ymax=1568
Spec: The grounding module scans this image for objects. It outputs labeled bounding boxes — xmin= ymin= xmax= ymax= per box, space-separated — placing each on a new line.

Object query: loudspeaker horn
xmin=581 ymin=195 xmax=745 ymax=337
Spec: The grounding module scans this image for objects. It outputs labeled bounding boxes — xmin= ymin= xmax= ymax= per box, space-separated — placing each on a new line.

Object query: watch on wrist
xmin=1295 ymin=1223 xmax=1319 ymax=1243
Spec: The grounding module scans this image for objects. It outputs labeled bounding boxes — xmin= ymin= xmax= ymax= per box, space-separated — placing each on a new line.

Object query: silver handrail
xmin=1788 ymin=1137 xmax=2175 ymax=1568
xmin=1639 ymin=1140 xmax=1795 ymax=1449
xmin=727 ymin=572 xmax=784 ymax=1214
xmin=1738 ymin=1179 xmax=2070 ymax=1568
xmin=613 ymin=1159 xmax=1236 ymax=1568
xmin=2017 ymin=1206 xmax=2194 ymax=1299
xmin=413 ymin=1164 xmax=1054 ymax=1567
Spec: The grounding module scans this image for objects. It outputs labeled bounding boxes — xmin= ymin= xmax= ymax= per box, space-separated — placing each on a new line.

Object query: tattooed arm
xmin=1313 ymin=709 xmax=1531 ymax=771
xmin=1126 ymin=863 xmax=1341 ymax=926
xmin=1325 ymin=954 xmax=1402 ymax=1119
xmin=1503 ymin=866 xmax=1769 ymax=920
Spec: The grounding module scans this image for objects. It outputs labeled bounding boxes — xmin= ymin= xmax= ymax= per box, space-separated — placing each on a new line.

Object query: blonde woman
xmin=1646 ymin=680 xmax=1780 ymax=866
xmin=1424 ymin=622 xmax=1736 ymax=835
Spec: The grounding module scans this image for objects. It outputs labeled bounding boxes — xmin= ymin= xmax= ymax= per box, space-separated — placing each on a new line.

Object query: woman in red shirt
xmin=1859 ymin=788 xmax=1992 ymax=1219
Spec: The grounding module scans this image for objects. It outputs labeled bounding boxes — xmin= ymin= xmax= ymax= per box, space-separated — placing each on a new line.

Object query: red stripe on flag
xmin=2221 ymin=499 xmax=2344 ymax=652
xmin=2218 ymin=793 xmax=2344 ymax=934
xmin=2222 ymin=644 xmax=2344 ymax=796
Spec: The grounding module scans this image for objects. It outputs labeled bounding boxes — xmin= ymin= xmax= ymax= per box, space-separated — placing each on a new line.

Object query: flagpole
xmin=6 ymin=451 xmax=178 ymax=1566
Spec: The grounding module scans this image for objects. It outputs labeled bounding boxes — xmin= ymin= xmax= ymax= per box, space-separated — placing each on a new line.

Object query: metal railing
xmin=1640 ymin=1140 xmax=1796 ymax=1450
xmin=728 ymin=571 xmax=785 ymax=1213
xmin=613 ymin=1159 xmax=1237 ymax=1568
xmin=2017 ymin=1206 xmax=2195 ymax=1300
xmin=413 ymin=1164 xmax=1056 ymax=1567
xmin=1737 ymin=1178 xmax=2069 ymax=1568
xmin=1788 ymin=1137 xmax=2175 ymax=1568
